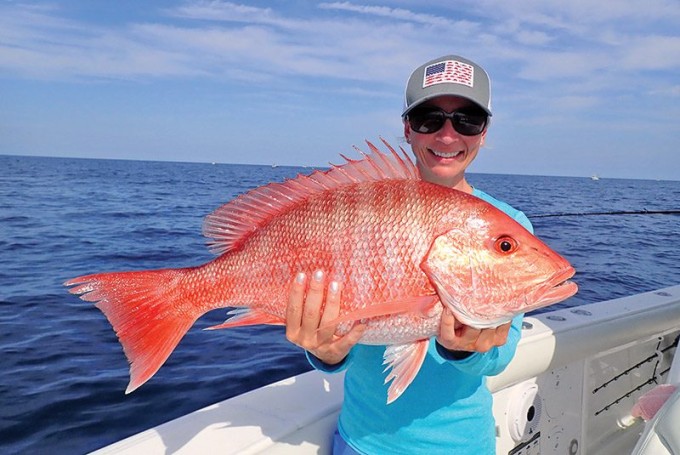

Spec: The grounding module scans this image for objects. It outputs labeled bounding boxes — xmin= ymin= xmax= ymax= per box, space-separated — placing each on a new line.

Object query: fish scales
xmin=201 ymin=179 xmax=474 ymax=343
xmin=197 ymin=180 xmax=441 ymax=332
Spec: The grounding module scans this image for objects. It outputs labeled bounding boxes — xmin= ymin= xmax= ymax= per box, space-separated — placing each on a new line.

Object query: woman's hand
xmin=285 ymin=270 xmax=365 ymax=365
xmin=437 ymin=308 xmax=511 ymax=354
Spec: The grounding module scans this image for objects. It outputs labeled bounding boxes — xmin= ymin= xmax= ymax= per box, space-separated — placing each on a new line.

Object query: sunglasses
xmin=407 ymin=106 xmax=488 ymax=136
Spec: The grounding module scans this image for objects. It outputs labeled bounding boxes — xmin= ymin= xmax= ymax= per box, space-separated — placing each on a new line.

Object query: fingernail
xmin=296 ymin=272 xmax=306 ymax=284
xmin=329 ymin=281 xmax=339 ymax=294
xmin=313 ymin=270 xmax=324 ymax=282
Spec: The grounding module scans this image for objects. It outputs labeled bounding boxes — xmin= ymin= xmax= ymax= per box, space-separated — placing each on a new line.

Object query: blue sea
xmin=1 ymin=154 xmax=679 ymax=454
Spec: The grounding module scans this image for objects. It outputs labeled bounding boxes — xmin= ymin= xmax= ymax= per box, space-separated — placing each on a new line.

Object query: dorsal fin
xmin=202 ymin=138 xmax=418 ymax=255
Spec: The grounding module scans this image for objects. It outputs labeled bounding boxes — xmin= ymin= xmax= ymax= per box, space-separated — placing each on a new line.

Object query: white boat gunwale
xmin=91 ymin=285 xmax=680 ymax=455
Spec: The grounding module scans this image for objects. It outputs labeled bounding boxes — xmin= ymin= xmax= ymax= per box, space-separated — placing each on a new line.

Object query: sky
xmin=1 ymin=0 xmax=679 ymax=180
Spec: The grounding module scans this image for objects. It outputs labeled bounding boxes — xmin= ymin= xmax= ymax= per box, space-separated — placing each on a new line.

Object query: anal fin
xmin=383 ymin=339 xmax=429 ymax=404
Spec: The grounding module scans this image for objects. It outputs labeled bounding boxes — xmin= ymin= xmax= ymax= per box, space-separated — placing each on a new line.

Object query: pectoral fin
xmin=206 ymin=309 xmax=285 ymax=330
xmin=319 ymin=295 xmax=439 ymax=331
xmin=383 ymin=339 xmax=429 ymax=404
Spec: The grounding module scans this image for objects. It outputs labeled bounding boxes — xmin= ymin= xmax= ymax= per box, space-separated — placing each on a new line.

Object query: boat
xmin=90 ymin=285 xmax=680 ymax=454
xmin=591 ymin=175 xmax=600 ymax=181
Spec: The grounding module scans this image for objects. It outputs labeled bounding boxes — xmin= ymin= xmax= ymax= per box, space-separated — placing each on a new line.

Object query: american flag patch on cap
xmin=423 ymin=60 xmax=474 ymax=88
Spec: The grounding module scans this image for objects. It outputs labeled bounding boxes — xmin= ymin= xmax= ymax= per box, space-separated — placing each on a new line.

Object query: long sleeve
xmin=305 ymin=349 xmax=353 ymax=373
xmin=433 ymin=313 xmax=524 ymax=377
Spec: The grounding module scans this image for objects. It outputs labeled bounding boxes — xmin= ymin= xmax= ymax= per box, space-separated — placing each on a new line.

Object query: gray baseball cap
xmin=402 ymin=55 xmax=492 ymax=117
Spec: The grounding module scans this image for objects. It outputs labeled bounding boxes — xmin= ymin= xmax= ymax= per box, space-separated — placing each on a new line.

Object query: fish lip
xmin=533 ymin=266 xmax=578 ymax=305
xmin=552 ymin=265 xmax=576 ymax=285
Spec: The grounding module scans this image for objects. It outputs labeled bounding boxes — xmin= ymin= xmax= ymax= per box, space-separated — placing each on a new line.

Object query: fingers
xmin=318 ymin=279 xmax=341 ymax=340
xmin=284 ymin=270 xmax=363 ymax=365
xmin=284 ymin=270 xmax=348 ymax=341
xmin=471 ymin=322 xmax=511 ymax=352
xmin=436 ymin=307 xmax=459 ymax=347
xmin=300 ymin=270 xmax=326 ymax=334
xmin=438 ymin=309 xmax=512 ymax=353
xmin=285 ymin=270 xmax=334 ymax=342
xmin=437 ymin=308 xmax=480 ymax=351
xmin=493 ymin=322 xmax=512 ymax=346
xmin=455 ymin=324 xmax=483 ymax=351
xmin=285 ymin=272 xmax=307 ymax=332
xmin=334 ymin=321 xmax=366 ymax=353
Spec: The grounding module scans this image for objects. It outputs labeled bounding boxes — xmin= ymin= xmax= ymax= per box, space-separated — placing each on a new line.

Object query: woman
xmin=285 ymin=55 xmax=533 ymax=454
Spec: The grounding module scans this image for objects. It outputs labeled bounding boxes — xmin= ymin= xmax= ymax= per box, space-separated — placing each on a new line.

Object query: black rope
xmin=531 ymin=210 xmax=680 ymax=218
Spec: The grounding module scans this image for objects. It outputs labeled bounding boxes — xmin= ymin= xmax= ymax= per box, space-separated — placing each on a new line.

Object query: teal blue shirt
xmin=308 ymin=188 xmax=533 ymax=454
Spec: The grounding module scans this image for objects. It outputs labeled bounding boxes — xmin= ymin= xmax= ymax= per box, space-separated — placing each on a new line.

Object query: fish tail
xmin=65 ymin=267 xmax=205 ymax=393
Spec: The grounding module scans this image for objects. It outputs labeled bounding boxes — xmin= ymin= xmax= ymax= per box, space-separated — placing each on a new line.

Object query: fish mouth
xmin=425 ymin=265 xmax=578 ymax=329
xmin=532 ymin=266 xmax=578 ymax=307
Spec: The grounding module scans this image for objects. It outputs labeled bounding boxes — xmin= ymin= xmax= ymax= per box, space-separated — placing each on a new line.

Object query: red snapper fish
xmin=65 ymin=140 xmax=577 ymax=403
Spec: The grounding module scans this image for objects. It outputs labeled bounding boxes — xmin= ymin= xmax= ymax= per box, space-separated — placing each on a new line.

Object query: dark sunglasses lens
xmin=454 ymin=111 xmax=487 ymax=136
xmin=408 ymin=110 xmax=445 ymax=134
xmin=408 ymin=108 xmax=487 ymax=135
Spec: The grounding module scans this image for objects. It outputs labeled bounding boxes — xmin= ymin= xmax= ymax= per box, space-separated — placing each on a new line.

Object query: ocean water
xmin=1 ymin=154 xmax=679 ymax=454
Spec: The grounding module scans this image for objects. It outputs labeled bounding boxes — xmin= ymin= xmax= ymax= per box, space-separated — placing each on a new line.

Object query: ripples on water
xmin=1 ymin=155 xmax=678 ymax=453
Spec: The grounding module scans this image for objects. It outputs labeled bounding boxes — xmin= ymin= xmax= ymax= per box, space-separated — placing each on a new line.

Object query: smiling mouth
xmin=429 ymin=149 xmax=464 ymax=159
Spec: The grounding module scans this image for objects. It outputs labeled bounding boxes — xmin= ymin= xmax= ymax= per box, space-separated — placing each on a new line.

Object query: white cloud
xmin=515 ymin=50 xmax=610 ymax=81
xmin=468 ymin=0 xmax=680 ymax=25
xmin=171 ymin=1 xmax=275 ymax=20
xmin=550 ymin=95 xmax=600 ymax=111
xmin=621 ymin=35 xmax=680 ymax=70
xmin=318 ymin=1 xmax=478 ymax=30
xmin=0 ymin=1 xmax=677 ymax=113
xmin=653 ymin=85 xmax=680 ymax=97
xmin=0 ymin=2 xmax=418 ymax=84
xmin=514 ymin=29 xmax=554 ymax=46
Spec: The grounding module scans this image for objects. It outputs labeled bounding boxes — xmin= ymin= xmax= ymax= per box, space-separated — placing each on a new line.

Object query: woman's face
xmin=404 ymin=95 xmax=488 ymax=191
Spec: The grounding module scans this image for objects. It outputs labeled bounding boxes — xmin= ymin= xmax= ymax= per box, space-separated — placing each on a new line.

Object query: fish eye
xmin=494 ymin=236 xmax=518 ymax=254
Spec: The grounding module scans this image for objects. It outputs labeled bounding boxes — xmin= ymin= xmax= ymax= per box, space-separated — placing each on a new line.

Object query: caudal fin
xmin=65 ymin=268 xmax=203 ymax=393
